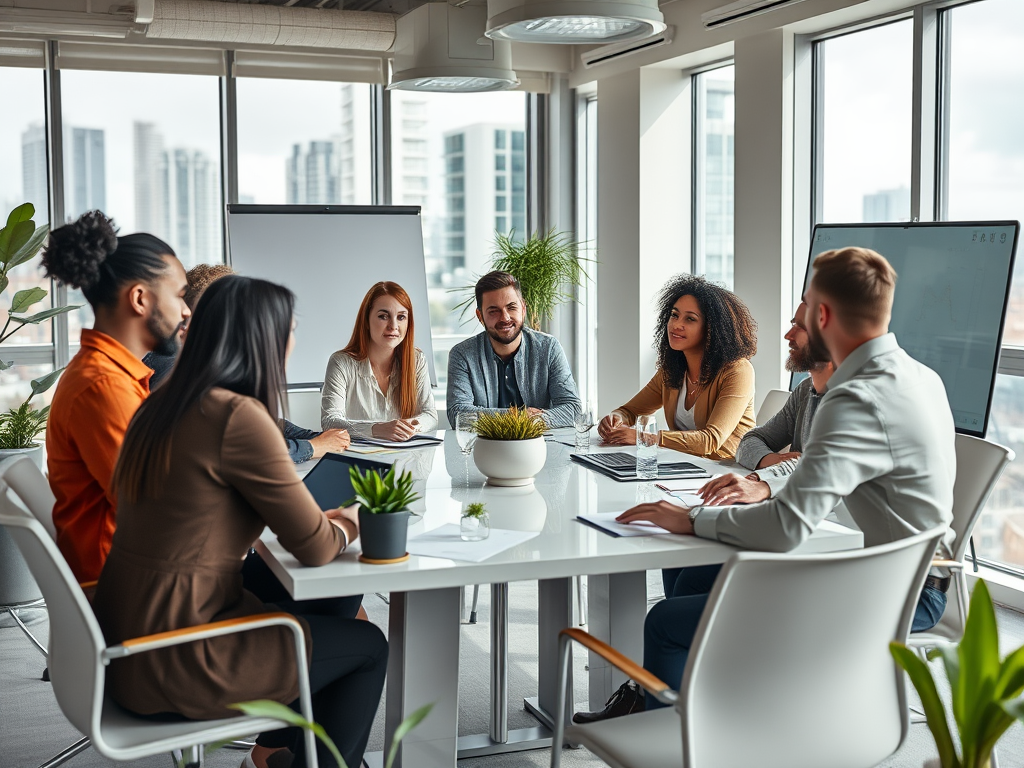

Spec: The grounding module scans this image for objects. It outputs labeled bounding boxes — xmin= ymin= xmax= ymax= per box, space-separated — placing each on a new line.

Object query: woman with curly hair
xmin=597 ymin=275 xmax=757 ymax=460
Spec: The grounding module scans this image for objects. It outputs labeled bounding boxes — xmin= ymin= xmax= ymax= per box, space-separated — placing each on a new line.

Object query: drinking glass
xmin=574 ymin=403 xmax=596 ymax=452
xmin=455 ymin=412 xmax=478 ymax=456
xmin=636 ymin=414 xmax=659 ymax=480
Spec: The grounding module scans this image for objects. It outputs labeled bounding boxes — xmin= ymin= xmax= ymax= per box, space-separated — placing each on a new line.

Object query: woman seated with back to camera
xmin=321 ymin=281 xmax=437 ymax=442
xmin=598 ymin=275 xmax=758 ymax=461
xmin=92 ymin=276 xmax=386 ymax=768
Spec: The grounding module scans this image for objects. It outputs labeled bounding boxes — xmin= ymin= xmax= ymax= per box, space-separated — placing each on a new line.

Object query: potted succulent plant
xmin=890 ymin=579 xmax=1024 ymax=768
xmin=472 ymin=407 xmax=547 ymax=487
xmin=349 ymin=464 xmax=421 ymax=563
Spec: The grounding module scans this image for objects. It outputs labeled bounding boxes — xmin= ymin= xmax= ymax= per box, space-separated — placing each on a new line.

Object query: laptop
xmin=570 ymin=451 xmax=711 ymax=482
xmin=302 ymin=453 xmax=392 ymax=511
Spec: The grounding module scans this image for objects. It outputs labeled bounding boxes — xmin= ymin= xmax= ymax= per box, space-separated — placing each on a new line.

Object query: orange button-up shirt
xmin=47 ymin=330 xmax=152 ymax=582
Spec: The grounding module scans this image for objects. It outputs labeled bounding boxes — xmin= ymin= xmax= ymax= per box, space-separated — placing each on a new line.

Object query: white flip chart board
xmin=226 ymin=205 xmax=436 ymax=388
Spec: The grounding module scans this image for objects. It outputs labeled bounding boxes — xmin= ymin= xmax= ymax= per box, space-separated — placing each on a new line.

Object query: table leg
xmin=584 ymin=571 xmax=647 ymax=710
xmin=524 ymin=577 xmax=573 ymax=729
xmin=387 ymin=588 xmax=461 ymax=768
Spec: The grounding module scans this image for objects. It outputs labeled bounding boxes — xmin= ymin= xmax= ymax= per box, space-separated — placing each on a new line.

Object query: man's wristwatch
xmin=688 ymin=506 xmax=702 ymax=526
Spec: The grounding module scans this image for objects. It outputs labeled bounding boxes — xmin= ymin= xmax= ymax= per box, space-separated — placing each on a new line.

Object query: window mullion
xmin=910 ymin=4 xmax=939 ymax=222
xmin=45 ymin=40 xmax=70 ymax=369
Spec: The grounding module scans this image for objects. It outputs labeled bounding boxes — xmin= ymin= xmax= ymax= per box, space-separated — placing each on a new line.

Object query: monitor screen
xmin=801 ymin=221 xmax=1020 ymax=438
xmin=302 ymin=454 xmax=390 ymax=511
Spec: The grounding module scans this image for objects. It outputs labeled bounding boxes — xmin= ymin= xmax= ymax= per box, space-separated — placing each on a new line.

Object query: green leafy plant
xmin=890 ymin=579 xmax=1024 ymax=768
xmin=0 ymin=369 xmax=64 ymax=450
xmin=0 ymin=203 xmax=81 ymax=355
xmin=463 ymin=502 xmax=487 ymax=519
xmin=473 ymin=407 xmax=546 ymax=441
xmin=229 ymin=699 xmax=433 ymax=768
xmin=453 ymin=228 xmax=593 ymax=330
xmin=348 ymin=464 xmax=421 ymax=514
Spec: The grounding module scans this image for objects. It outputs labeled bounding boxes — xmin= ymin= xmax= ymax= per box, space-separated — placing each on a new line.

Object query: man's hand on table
xmin=698 ymin=473 xmax=770 ymax=506
xmin=616 ymin=501 xmax=694 ymax=535
xmin=756 ymin=451 xmax=800 ymax=468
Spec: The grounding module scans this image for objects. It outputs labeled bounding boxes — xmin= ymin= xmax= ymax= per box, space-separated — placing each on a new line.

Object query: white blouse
xmin=320 ymin=348 xmax=438 ymax=438
xmin=674 ymin=393 xmax=697 ymax=431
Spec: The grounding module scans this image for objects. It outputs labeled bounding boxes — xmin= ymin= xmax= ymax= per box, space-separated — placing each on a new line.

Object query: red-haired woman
xmin=321 ymin=281 xmax=437 ymax=442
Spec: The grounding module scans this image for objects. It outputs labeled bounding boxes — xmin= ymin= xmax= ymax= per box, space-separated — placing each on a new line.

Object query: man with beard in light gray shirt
xmin=611 ymin=247 xmax=957 ymax=715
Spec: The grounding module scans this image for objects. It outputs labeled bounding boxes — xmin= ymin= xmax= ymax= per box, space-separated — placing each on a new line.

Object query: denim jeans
xmin=643 ymin=565 xmax=948 ymax=710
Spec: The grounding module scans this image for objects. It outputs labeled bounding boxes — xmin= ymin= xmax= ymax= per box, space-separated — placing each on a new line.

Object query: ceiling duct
xmin=484 ymin=0 xmax=664 ymax=45
xmin=140 ymin=0 xmax=396 ymax=51
xmin=0 ymin=9 xmax=136 ymax=38
xmin=389 ymin=3 xmax=518 ymax=92
xmin=701 ymin=0 xmax=808 ymax=29
xmin=579 ymin=24 xmax=671 ymax=67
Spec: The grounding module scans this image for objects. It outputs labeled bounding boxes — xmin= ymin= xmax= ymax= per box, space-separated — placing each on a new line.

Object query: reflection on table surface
xmin=265 ymin=430 xmax=862 ymax=600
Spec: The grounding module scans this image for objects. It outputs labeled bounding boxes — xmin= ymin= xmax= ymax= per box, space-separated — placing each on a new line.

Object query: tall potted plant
xmin=890 ymin=579 xmax=1024 ymax=768
xmin=454 ymin=228 xmax=593 ymax=331
xmin=472 ymin=407 xmax=547 ymax=487
xmin=349 ymin=465 xmax=421 ymax=563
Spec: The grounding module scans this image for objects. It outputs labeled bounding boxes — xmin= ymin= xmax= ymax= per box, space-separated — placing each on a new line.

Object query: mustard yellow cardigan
xmin=612 ymin=358 xmax=756 ymax=460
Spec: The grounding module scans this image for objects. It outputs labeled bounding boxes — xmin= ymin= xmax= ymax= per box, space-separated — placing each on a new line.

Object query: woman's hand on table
xmin=310 ymin=428 xmax=350 ymax=459
xmin=616 ymin=501 xmax=694 ymax=535
xmin=372 ymin=419 xmax=419 ymax=442
xmin=698 ymin=473 xmax=770 ymax=506
xmin=601 ymin=425 xmax=640 ymax=446
xmin=597 ymin=412 xmax=624 ymax=439
xmin=326 ymin=503 xmax=360 ymax=545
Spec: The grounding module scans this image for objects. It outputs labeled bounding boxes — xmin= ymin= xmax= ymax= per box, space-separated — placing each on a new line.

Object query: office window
xmin=388 ymin=90 xmax=527 ymax=398
xmin=61 ymin=70 xmax=223 ymax=341
xmin=1 ymin=67 xmax=52 ymax=347
xmin=693 ymin=65 xmax=735 ymax=289
xmin=939 ymin=0 xmax=1024 ymax=571
xmin=576 ymin=97 xmax=598 ymax=407
xmin=815 ymin=21 xmax=913 ymax=224
xmin=237 ymin=80 xmax=372 ymax=207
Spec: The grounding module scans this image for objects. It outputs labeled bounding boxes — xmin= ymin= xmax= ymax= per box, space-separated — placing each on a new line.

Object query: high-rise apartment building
xmin=132 ymin=121 xmax=220 ymax=268
xmin=441 ymin=123 xmax=526 ymax=286
xmin=21 ymin=123 xmax=48 ymax=222
xmin=134 ymin=122 xmax=165 ymax=234
xmin=286 ymin=141 xmax=341 ymax=205
xmin=65 ymin=127 xmax=106 ymax=219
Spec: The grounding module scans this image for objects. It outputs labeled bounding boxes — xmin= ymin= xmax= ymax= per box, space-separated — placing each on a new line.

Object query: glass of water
xmin=574 ymin=403 xmax=596 ymax=452
xmin=455 ymin=412 xmax=478 ymax=456
xmin=636 ymin=414 xmax=659 ymax=480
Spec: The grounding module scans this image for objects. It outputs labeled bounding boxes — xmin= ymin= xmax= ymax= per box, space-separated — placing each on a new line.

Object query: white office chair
xmin=755 ymin=388 xmax=791 ymax=426
xmin=550 ymin=527 xmax=943 ymax=768
xmin=0 ymin=481 xmax=319 ymax=768
xmin=287 ymin=388 xmax=323 ymax=432
xmin=910 ymin=434 xmax=1014 ymax=648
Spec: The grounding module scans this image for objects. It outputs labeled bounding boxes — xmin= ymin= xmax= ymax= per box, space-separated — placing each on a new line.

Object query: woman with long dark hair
xmin=598 ymin=275 xmax=758 ymax=460
xmin=322 ymin=281 xmax=437 ymax=441
xmin=92 ymin=276 xmax=386 ymax=768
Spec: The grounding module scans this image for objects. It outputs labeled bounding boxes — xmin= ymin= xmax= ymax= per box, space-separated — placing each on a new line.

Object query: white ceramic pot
xmin=0 ymin=445 xmax=43 ymax=470
xmin=473 ymin=436 xmax=547 ymax=487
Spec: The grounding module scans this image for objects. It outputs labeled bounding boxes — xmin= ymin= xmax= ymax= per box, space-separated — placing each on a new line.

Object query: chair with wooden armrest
xmin=910 ymin=434 xmax=1014 ymax=650
xmin=549 ymin=528 xmax=944 ymax=768
xmin=0 ymin=490 xmax=319 ymax=768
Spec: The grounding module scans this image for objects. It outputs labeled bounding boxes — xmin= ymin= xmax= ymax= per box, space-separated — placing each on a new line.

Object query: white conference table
xmin=257 ymin=431 xmax=862 ymax=768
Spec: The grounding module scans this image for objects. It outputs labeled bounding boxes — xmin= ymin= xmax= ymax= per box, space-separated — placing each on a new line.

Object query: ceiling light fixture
xmin=388 ymin=3 xmax=519 ymax=93
xmin=484 ymin=0 xmax=665 ymax=44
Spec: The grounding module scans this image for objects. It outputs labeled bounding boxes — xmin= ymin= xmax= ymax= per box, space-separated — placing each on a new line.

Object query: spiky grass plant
xmin=348 ymin=464 xmax=421 ymax=514
xmin=473 ymin=407 xmax=546 ymax=441
xmin=463 ymin=502 xmax=487 ymax=519
xmin=0 ymin=368 xmax=64 ymax=449
xmin=453 ymin=228 xmax=593 ymax=330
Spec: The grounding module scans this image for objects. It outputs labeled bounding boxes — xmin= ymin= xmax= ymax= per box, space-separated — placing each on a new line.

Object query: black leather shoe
xmin=572 ymin=681 xmax=645 ymax=724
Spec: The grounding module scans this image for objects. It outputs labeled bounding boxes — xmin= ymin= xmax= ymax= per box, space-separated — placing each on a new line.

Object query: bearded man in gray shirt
xmin=611 ymin=247 xmax=956 ymax=715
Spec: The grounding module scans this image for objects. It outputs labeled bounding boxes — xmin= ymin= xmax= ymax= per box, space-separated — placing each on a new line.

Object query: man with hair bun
xmin=607 ymin=246 xmax=958 ymax=715
xmin=43 ymin=210 xmax=190 ymax=583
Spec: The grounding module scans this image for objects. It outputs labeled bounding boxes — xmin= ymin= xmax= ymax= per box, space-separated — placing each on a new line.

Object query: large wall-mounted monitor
xmin=800 ymin=221 xmax=1020 ymax=438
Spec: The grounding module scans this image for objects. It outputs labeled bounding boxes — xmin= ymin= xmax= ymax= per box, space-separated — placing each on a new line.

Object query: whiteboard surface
xmin=227 ymin=205 xmax=436 ymax=387
xmin=804 ymin=221 xmax=1019 ymax=437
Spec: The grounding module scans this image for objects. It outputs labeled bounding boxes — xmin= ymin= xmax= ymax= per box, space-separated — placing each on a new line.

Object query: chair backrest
xmin=756 ymin=389 xmax=791 ymax=426
xmin=287 ymin=388 xmax=322 ymax=432
xmin=950 ymin=433 xmax=1014 ymax=561
xmin=0 ymin=455 xmax=58 ymax=540
xmin=680 ymin=527 xmax=941 ymax=768
xmin=0 ymin=485 xmax=108 ymax=739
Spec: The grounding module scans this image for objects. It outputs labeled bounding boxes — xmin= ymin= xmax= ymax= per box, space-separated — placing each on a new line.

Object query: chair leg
xmin=991 ymin=746 xmax=999 ymax=768
xmin=225 ymin=739 xmax=256 ymax=750
xmin=4 ymin=604 xmax=48 ymax=658
xmin=469 ymin=584 xmax=480 ymax=624
xmin=35 ymin=737 xmax=91 ymax=768
xmin=171 ymin=745 xmax=204 ymax=768
xmin=575 ymin=576 xmax=587 ymax=626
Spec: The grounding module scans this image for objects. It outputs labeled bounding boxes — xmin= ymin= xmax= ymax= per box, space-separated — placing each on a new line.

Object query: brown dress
xmin=92 ymin=388 xmax=343 ymax=719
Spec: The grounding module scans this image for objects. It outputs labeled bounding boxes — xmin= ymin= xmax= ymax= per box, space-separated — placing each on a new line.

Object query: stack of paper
xmin=576 ymin=512 xmax=675 ymax=538
xmin=406 ymin=524 xmax=539 ymax=562
xmin=352 ymin=434 xmax=443 ymax=450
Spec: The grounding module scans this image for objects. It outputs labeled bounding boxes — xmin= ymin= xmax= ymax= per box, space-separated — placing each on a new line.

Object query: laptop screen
xmin=302 ymin=453 xmax=390 ymax=511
